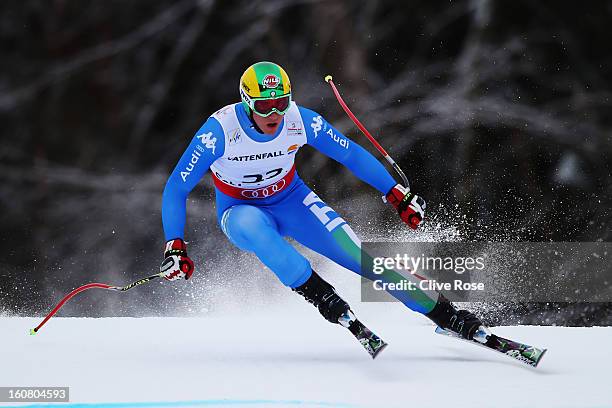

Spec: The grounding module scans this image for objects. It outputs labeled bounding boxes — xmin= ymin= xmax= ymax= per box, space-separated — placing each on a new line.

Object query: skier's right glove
xmin=384 ymin=184 xmax=426 ymax=230
xmin=160 ymin=239 xmax=194 ymax=281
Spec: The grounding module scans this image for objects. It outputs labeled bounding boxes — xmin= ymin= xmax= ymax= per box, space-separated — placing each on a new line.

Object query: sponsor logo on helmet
xmin=240 ymin=88 xmax=253 ymax=105
xmin=262 ymin=74 xmax=280 ymax=89
xmin=241 ymin=81 xmax=250 ymax=92
xmin=241 ymin=178 xmax=286 ymax=198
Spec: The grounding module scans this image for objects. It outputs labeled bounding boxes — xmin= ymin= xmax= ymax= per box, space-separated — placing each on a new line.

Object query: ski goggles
xmin=246 ymin=93 xmax=291 ymax=117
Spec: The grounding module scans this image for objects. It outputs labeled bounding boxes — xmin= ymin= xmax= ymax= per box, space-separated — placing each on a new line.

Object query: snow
xmin=1 ymin=302 xmax=610 ymax=408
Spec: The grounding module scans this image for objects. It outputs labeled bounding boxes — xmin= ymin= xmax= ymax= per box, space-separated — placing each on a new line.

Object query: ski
xmin=435 ymin=326 xmax=547 ymax=367
xmin=339 ymin=311 xmax=387 ymax=359
xmin=350 ymin=319 xmax=388 ymax=359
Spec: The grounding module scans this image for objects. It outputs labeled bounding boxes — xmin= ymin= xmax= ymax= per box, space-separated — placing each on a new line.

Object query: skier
xmin=160 ymin=61 xmax=483 ymax=354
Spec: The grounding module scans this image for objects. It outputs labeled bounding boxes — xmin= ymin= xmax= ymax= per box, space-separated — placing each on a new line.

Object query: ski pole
xmin=324 ymin=75 xmax=410 ymax=190
xmin=30 ymin=272 xmax=164 ymax=335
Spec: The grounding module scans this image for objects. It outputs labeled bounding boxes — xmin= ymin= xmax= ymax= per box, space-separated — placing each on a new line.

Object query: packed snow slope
xmin=1 ymin=301 xmax=610 ymax=408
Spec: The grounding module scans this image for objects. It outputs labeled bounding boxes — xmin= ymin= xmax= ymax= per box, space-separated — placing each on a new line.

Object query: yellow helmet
xmin=240 ymin=61 xmax=292 ymax=117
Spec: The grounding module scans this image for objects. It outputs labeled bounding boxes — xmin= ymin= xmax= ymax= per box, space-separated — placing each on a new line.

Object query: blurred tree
xmin=0 ymin=0 xmax=610 ymax=323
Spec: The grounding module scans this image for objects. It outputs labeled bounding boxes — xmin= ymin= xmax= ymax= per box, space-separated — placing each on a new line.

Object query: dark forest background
xmin=0 ymin=0 xmax=610 ymax=324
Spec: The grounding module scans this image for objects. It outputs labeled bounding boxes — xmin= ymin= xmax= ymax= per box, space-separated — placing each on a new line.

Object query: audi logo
xmin=241 ymin=179 xmax=287 ymax=198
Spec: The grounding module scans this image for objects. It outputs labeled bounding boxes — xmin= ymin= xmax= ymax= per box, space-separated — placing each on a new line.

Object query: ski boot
xmin=293 ymin=270 xmax=388 ymax=358
xmin=425 ymin=294 xmax=489 ymax=342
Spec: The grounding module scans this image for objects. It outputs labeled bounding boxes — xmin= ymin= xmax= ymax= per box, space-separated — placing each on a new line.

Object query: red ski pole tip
xmin=324 ymin=75 xmax=333 ymax=83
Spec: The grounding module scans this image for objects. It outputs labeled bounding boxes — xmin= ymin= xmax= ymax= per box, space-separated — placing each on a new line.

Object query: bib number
xmin=243 ymin=168 xmax=283 ymax=184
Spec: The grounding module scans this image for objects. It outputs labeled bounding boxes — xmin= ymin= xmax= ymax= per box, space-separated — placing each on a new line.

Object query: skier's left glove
xmin=160 ymin=239 xmax=194 ymax=281
xmin=384 ymin=184 xmax=426 ymax=229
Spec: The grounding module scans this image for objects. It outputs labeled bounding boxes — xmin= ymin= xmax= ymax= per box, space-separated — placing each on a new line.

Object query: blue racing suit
xmin=162 ymin=103 xmax=436 ymax=313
